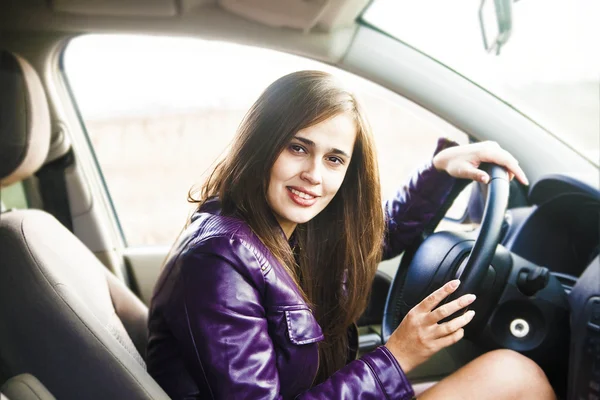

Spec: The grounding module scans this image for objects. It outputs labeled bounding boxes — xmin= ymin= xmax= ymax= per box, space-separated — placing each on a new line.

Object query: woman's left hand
xmin=433 ymin=141 xmax=529 ymax=185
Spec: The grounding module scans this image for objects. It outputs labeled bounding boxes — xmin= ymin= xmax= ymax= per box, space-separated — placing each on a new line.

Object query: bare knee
xmin=417 ymin=350 xmax=555 ymax=400
xmin=482 ymin=349 xmax=544 ymax=379
xmin=477 ymin=349 xmax=554 ymax=399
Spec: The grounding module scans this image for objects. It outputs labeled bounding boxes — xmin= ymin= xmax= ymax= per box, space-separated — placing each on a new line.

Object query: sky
xmin=65 ymin=36 xmax=338 ymax=119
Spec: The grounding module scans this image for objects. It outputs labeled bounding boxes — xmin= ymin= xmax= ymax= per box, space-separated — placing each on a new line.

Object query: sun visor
xmin=218 ymin=0 xmax=368 ymax=32
xmin=51 ymin=0 xmax=178 ymax=17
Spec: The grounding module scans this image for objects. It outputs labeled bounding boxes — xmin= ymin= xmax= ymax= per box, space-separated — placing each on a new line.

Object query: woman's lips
xmin=286 ymin=187 xmax=318 ymax=207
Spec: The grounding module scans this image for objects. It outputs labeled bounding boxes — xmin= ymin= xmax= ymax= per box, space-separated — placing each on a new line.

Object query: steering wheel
xmin=381 ymin=163 xmax=572 ymax=391
xmin=382 ymin=164 xmax=510 ymax=342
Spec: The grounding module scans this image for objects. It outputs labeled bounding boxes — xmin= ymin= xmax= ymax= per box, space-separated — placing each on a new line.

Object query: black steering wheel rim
xmin=382 ymin=164 xmax=510 ymax=343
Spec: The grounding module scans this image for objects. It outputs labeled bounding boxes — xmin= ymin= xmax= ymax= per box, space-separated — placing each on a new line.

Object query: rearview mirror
xmin=479 ymin=0 xmax=514 ymax=55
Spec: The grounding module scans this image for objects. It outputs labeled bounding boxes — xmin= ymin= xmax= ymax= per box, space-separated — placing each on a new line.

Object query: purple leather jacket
xmin=147 ymin=139 xmax=457 ymax=399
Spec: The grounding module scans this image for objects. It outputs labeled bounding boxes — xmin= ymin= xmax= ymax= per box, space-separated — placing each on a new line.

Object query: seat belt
xmin=35 ymin=150 xmax=74 ymax=232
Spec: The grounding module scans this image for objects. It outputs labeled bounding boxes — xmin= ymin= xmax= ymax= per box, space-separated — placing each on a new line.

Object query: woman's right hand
xmin=384 ymin=279 xmax=476 ymax=373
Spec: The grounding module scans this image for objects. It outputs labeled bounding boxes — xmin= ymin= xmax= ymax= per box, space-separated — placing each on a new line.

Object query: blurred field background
xmin=86 ymin=92 xmax=467 ymax=247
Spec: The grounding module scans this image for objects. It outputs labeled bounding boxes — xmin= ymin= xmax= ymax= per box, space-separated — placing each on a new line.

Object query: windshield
xmin=362 ymin=0 xmax=599 ymax=165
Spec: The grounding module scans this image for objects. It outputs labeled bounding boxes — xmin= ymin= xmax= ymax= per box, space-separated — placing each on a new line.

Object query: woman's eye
xmin=327 ymin=156 xmax=344 ymax=165
xmin=289 ymin=144 xmax=306 ymax=154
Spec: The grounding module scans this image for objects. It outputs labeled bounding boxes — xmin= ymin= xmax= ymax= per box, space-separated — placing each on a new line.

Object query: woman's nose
xmin=300 ymin=161 xmax=322 ymax=185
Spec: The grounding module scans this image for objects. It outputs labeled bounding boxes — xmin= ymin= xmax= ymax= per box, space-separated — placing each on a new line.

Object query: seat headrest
xmin=0 ymin=50 xmax=51 ymax=187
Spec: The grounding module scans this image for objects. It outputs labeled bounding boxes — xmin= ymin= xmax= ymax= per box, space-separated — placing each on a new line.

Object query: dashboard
xmin=503 ymin=174 xmax=599 ymax=279
xmin=500 ymin=174 xmax=599 ymax=399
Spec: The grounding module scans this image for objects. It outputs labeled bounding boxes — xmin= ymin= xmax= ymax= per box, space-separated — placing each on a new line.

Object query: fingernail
xmin=480 ymin=174 xmax=489 ymax=183
xmin=466 ymin=294 xmax=476 ymax=303
xmin=450 ymin=280 xmax=460 ymax=289
xmin=467 ymin=310 xmax=476 ymax=318
xmin=523 ymin=176 xmax=530 ymax=185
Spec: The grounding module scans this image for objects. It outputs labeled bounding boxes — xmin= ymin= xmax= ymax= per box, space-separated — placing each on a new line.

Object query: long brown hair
xmin=189 ymin=70 xmax=384 ymax=383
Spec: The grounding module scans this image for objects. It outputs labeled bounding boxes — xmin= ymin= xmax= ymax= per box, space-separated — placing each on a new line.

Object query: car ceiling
xmin=0 ymin=0 xmax=360 ymax=66
xmin=0 ymin=0 xmax=369 ymax=82
xmin=0 ymin=0 xmax=368 ymax=34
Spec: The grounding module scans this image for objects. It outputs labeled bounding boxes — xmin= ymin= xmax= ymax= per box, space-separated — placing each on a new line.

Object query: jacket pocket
xmin=267 ymin=305 xmax=325 ymax=347
xmin=265 ymin=305 xmax=323 ymax=396
xmin=283 ymin=306 xmax=325 ymax=345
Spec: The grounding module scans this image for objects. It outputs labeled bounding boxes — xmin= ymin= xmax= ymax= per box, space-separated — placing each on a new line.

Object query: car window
xmin=63 ymin=35 xmax=469 ymax=247
xmin=1 ymin=181 xmax=28 ymax=211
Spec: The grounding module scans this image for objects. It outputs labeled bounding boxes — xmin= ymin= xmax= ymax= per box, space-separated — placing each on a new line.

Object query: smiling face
xmin=267 ymin=113 xmax=357 ymax=238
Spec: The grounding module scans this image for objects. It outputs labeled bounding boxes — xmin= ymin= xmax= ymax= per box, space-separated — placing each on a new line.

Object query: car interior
xmin=0 ymin=1 xmax=598 ymax=399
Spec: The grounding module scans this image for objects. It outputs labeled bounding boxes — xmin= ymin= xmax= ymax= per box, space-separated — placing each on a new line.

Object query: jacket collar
xmin=196 ymin=197 xmax=298 ymax=251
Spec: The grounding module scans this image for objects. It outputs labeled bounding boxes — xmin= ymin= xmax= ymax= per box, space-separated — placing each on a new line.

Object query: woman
xmin=147 ymin=71 xmax=555 ymax=399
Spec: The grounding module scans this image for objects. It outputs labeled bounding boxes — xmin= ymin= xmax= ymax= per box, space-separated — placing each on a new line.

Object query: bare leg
xmin=418 ymin=349 xmax=556 ymax=400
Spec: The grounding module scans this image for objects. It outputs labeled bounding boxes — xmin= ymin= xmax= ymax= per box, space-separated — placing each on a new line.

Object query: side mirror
xmin=479 ymin=0 xmax=514 ymax=55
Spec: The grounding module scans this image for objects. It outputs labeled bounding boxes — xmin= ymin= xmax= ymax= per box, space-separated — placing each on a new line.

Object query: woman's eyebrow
xmin=293 ymin=136 xmax=350 ymax=158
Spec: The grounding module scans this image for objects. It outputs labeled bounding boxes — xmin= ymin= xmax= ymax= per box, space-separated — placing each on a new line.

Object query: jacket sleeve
xmin=382 ymin=138 xmax=459 ymax=260
xmin=174 ymin=237 xmax=415 ymax=400
xmin=298 ymin=346 xmax=414 ymax=399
